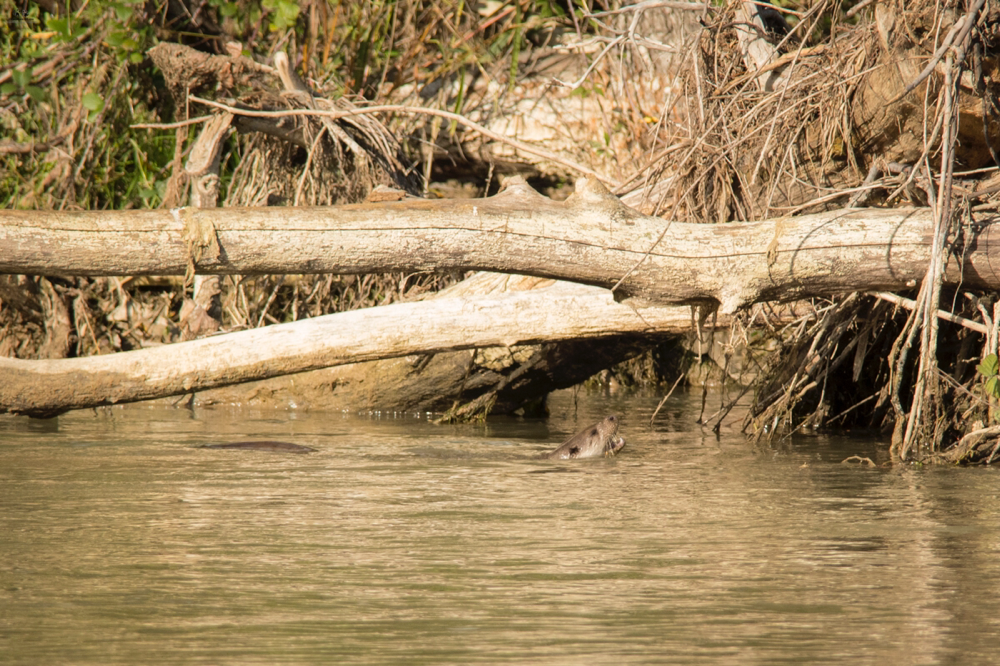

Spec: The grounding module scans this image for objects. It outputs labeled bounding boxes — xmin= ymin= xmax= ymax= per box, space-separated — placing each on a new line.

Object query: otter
xmin=199 ymin=441 xmax=317 ymax=454
xmin=544 ymin=415 xmax=626 ymax=460
xmin=197 ymin=418 xmax=625 ymax=459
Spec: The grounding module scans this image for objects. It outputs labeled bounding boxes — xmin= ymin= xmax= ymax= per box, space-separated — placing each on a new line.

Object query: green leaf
xmin=977 ymin=353 xmax=999 ymax=378
xmin=0 ymin=83 xmax=17 ymax=95
xmin=986 ymin=376 xmax=1000 ymax=399
xmin=263 ymin=0 xmax=300 ymax=30
xmin=11 ymin=68 xmax=31 ymax=88
xmin=130 ymin=52 xmax=143 ymax=64
xmin=24 ymin=85 xmax=47 ymax=102
xmin=82 ymin=93 xmax=104 ymax=112
xmin=113 ymin=3 xmax=133 ymax=21
xmin=47 ymin=16 xmax=70 ymax=38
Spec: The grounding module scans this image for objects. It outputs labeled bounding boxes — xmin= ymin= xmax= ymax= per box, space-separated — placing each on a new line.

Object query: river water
xmin=1 ymin=389 xmax=999 ymax=665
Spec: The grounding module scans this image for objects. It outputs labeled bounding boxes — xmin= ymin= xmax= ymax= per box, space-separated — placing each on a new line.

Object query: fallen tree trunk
xmin=188 ymin=272 xmax=672 ymax=415
xmin=3 ymin=177 xmax=998 ymax=312
xmin=0 ymin=280 xmax=697 ymax=417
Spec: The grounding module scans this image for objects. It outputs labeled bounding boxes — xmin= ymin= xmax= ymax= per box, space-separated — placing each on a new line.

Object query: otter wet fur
xmin=199 ymin=441 xmax=317 ymax=454
xmin=544 ymin=415 xmax=626 ymax=460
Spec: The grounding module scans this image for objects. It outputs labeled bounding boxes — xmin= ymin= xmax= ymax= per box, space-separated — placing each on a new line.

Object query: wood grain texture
xmin=0 ymin=280 xmax=694 ymax=417
xmin=3 ymin=178 xmax=994 ymax=311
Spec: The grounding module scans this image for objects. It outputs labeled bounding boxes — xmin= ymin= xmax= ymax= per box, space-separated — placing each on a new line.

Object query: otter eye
xmin=569 ymin=446 xmax=580 ymax=456
xmin=591 ymin=428 xmax=598 ymax=436
xmin=608 ymin=416 xmax=616 ymax=422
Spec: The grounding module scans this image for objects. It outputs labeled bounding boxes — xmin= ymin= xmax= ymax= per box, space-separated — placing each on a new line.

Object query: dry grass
xmin=638 ymin=0 xmax=1000 ymax=462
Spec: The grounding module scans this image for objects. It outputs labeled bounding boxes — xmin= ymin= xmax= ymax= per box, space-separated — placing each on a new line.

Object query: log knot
xmin=767 ymin=218 xmax=789 ymax=268
xmin=567 ymin=176 xmax=638 ymax=225
xmin=497 ymin=175 xmax=547 ymax=201
xmin=718 ymin=283 xmax=757 ymax=315
xmin=177 ymin=207 xmax=222 ymax=287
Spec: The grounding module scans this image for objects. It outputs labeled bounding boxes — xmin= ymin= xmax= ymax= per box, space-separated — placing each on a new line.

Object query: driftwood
xmin=188 ymin=272 xmax=670 ymax=415
xmin=4 ymin=176 xmax=999 ymax=417
xmin=2 ymin=177 xmax=998 ymax=313
xmin=0 ymin=279 xmax=696 ymax=417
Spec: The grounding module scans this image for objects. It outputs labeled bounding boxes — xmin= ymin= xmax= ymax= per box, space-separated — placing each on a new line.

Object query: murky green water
xmin=1 ymin=389 xmax=999 ymax=665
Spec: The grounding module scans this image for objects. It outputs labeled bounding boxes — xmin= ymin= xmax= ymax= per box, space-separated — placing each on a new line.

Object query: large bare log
xmin=189 ymin=272 xmax=666 ymax=414
xmin=3 ymin=178 xmax=997 ymax=313
xmin=0 ymin=280 xmax=695 ymax=418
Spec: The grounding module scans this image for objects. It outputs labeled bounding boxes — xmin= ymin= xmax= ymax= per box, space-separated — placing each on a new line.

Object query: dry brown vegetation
xmin=571 ymin=0 xmax=1000 ymax=463
xmin=3 ymin=0 xmax=1000 ymax=462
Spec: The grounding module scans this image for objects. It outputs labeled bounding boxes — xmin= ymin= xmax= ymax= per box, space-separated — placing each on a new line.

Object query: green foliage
xmin=977 ymin=354 xmax=1000 ymax=400
xmin=0 ymin=0 xmax=170 ymax=210
xmin=44 ymin=0 xmax=152 ymax=63
xmin=1 ymin=65 xmax=46 ymax=101
xmin=261 ymin=0 xmax=299 ymax=32
xmin=0 ymin=0 xmax=577 ymax=211
xmin=81 ymin=92 xmax=105 ymax=121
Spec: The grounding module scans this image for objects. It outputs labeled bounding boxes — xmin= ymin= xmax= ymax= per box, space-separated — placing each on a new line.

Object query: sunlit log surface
xmin=3 ymin=178 xmax=995 ymax=313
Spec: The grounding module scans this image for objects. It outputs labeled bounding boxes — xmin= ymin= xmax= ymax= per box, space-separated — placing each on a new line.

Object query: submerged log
xmin=3 ymin=177 xmax=998 ymax=313
xmin=0 ymin=280 xmax=697 ymax=417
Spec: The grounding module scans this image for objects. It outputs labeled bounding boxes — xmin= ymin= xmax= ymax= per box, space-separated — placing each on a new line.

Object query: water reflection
xmin=1 ymin=389 xmax=999 ymax=664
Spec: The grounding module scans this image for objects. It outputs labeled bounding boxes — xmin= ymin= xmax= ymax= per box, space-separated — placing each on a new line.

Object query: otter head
xmin=546 ymin=415 xmax=626 ymax=459
xmin=598 ymin=415 xmax=626 ymax=457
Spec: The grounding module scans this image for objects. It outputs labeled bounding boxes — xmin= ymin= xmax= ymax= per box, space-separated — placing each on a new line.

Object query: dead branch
xmin=2 ymin=177 xmax=997 ymax=313
xmin=0 ymin=280 xmax=694 ymax=418
xmin=187 ymin=95 xmax=616 ymax=186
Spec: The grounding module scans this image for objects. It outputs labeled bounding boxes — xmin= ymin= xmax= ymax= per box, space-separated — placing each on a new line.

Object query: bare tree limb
xmin=3 ymin=178 xmax=996 ymax=313
xmin=0 ymin=280 xmax=694 ymax=418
